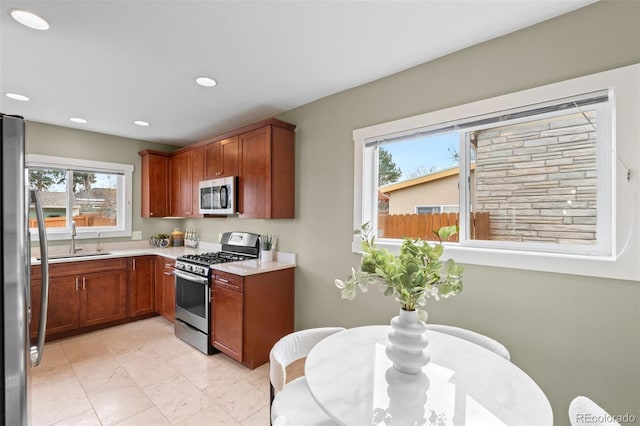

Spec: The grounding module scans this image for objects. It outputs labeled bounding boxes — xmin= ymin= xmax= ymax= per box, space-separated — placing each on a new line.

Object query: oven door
xmin=174 ymin=269 xmax=210 ymax=333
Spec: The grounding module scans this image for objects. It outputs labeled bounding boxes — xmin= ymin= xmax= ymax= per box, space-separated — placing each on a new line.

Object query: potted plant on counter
xmin=261 ymin=234 xmax=275 ymax=262
xmin=335 ymin=223 xmax=464 ymax=374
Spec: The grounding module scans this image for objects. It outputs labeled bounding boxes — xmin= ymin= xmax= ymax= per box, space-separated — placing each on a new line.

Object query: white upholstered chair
xmin=270 ymin=327 xmax=345 ymax=425
xmin=569 ymin=396 xmax=620 ymax=426
xmin=425 ymin=324 xmax=511 ymax=360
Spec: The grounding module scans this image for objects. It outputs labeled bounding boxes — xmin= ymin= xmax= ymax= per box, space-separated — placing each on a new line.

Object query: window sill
xmin=352 ymin=239 xmax=639 ymax=281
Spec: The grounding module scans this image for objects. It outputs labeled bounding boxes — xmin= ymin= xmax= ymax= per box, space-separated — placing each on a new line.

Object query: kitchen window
xmin=26 ymin=155 xmax=133 ymax=240
xmin=353 ymin=64 xmax=640 ymax=280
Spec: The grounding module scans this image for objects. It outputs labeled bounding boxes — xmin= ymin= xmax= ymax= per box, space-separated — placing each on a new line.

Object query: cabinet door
xmin=155 ymin=256 xmax=166 ymax=316
xmin=130 ymin=256 xmax=155 ymax=316
xmin=204 ymin=140 xmax=221 ymax=179
xmin=140 ymin=151 xmax=169 ymax=217
xmin=30 ymin=281 xmax=41 ymax=340
xmin=191 ymin=146 xmax=204 ymax=217
xmin=47 ymin=275 xmax=81 ymax=335
xmin=80 ymin=270 xmax=127 ymax=327
xmin=212 ymin=285 xmax=243 ymax=362
xmin=162 ymin=268 xmax=176 ymax=322
xmin=220 ymin=137 xmax=239 ymax=177
xmin=170 ymin=150 xmax=192 ymax=217
xmin=155 ymin=257 xmax=175 ymax=322
xmin=205 ymin=137 xmax=239 ymax=179
xmin=238 ymin=127 xmax=271 ymax=218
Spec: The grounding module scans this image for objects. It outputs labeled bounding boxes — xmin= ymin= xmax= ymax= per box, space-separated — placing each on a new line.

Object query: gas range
xmin=173 ymin=231 xmax=261 ymax=355
xmin=175 ymin=251 xmax=256 ymax=276
xmin=175 ymin=231 xmax=261 ymax=277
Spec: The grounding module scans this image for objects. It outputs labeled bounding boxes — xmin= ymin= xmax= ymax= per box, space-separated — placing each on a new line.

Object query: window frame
xmin=26 ymin=155 xmax=134 ymax=241
xmin=352 ymin=64 xmax=640 ymax=281
xmin=415 ymin=205 xmax=459 ymax=214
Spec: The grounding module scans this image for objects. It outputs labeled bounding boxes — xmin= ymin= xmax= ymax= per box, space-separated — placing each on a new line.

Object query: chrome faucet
xmin=70 ymin=220 xmax=82 ymax=254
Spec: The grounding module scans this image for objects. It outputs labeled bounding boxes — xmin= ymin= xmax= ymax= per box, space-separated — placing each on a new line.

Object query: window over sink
xmin=27 ymin=155 xmax=133 ymax=240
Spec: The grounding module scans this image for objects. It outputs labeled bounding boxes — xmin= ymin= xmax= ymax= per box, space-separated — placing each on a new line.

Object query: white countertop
xmin=31 ymin=243 xmax=296 ymax=276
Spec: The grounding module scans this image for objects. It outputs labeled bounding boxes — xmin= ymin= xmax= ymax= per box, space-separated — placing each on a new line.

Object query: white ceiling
xmin=1 ymin=0 xmax=596 ymax=147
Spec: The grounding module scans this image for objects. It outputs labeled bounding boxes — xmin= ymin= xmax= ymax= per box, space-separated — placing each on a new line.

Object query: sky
xmin=382 ymin=132 xmax=459 ymax=181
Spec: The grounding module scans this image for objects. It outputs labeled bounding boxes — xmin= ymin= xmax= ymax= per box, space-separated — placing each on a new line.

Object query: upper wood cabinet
xmin=204 ymin=136 xmax=239 ymax=179
xmin=139 ymin=118 xmax=295 ymax=219
xmin=139 ymin=150 xmax=170 ymax=218
xmin=169 ymin=147 xmax=204 ymax=218
xmin=238 ymin=124 xmax=295 ymax=219
xmin=190 ymin=146 xmax=204 ymax=217
xmin=170 ymin=150 xmax=192 ymax=217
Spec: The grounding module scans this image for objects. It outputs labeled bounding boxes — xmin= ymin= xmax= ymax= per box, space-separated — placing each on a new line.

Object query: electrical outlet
xmin=132 ymin=231 xmax=143 ymax=241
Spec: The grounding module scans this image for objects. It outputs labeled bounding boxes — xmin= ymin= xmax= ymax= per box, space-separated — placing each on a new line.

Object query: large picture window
xmin=353 ymin=64 xmax=640 ymax=280
xmin=27 ymin=155 xmax=133 ymax=240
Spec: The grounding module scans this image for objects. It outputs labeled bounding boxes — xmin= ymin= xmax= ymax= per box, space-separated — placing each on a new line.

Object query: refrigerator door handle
xmin=29 ymin=189 xmax=49 ymax=367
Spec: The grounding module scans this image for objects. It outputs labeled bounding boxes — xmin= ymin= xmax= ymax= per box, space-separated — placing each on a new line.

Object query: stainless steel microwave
xmin=199 ymin=176 xmax=236 ymax=215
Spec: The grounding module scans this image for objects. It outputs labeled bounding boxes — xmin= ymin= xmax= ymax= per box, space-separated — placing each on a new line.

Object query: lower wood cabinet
xmin=155 ymin=256 xmax=176 ymax=322
xmin=212 ymin=284 xmax=244 ymax=361
xmin=79 ymin=269 xmax=128 ymax=327
xmin=129 ymin=256 xmax=155 ymax=316
xmin=211 ymin=267 xmax=295 ymax=369
xmin=30 ymin=258 xmax=127 ymax=339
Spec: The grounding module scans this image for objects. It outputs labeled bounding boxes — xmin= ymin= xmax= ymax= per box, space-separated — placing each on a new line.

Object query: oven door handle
xmin=173 ymin=270 xmax=209 ymax=285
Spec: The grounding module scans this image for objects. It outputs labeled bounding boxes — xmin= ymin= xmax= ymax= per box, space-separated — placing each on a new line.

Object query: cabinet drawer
xmin=213 ymin=270 xmax=243 ymax=292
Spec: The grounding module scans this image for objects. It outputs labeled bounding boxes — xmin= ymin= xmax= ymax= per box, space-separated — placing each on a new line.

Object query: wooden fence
xmin=378 ymin=212 xmax=490 ymax=242
xmin=29 ymin=214 xmax=116 ymax=228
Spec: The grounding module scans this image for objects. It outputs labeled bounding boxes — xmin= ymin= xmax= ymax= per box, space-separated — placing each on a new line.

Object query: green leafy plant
xmin=335 ymin=223 xmax=464 ymax=320
xmin=261 ymin=234 xmax=274 ymax=251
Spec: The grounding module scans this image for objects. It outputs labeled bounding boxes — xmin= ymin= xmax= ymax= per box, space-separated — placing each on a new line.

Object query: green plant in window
xmin=335 ymin=223 xmax=463 ymax=320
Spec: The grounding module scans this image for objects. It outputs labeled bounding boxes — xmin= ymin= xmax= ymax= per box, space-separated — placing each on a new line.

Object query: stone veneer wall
xmin=473 ymin=111 xmax=597 ymax=244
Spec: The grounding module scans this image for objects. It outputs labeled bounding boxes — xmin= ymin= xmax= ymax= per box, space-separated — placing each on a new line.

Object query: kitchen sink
xmin=36 ymin=252 xmax=111 ymax=260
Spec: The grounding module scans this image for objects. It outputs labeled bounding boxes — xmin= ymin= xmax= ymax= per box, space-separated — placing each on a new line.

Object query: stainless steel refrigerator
xmin=1 ymin=114 xmax=49 ymax=425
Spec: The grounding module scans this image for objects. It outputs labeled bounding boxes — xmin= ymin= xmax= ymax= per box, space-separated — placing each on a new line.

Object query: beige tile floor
xmin=29 ymin=317 xmax=271 ymax=426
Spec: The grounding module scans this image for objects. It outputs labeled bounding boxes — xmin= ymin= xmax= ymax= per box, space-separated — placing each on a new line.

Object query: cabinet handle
xmin=150 ymin=212 xmax=154 ymax=216
xmin=217 ymin=277 xmax=229 ymax=283
xmin=133 ymin=258 xmax=136 ymax=271
xmin=165 ymin=263 xmax=174 ymax=268
xmin=75 ymin=277 xmax=79 ymax=291
xmin=82 ymin=277 xmax=86 ymax=290
xmin=164 ymin=272 xmax=172 ymax=276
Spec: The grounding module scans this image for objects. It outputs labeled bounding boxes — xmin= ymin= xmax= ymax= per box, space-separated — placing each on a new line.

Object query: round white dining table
xmin=305 ymin=325 xmax=553 ymax=426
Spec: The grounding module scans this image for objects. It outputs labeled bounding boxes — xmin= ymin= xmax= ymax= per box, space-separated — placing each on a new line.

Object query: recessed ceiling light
xmin=10 ymin=9 xmax=50 ymax=31
xmin=5 ymin=93 xmax=30 ymax=101
xmin=134 ymin=120 xmax=150 ymax=127
xmin=195 ymin=77 xmax=217 ymax=87
xmin=69 ymin=117 xmax=87 ymax=124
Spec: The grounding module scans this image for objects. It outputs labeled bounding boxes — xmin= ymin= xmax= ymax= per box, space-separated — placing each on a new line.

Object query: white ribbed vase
xmin=385 ymin=308 xmax=430 ymax=374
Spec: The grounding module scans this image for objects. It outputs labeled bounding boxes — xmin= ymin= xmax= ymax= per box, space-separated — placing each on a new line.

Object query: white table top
xmin=305 ymin=325 xmax=553 ymax=426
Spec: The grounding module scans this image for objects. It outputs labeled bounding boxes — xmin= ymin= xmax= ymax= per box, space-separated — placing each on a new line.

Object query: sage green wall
xmin=195 ymin=1 xmax=640 ymax=424
xmin=25 ymin=121 xmax=181 ymax=246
